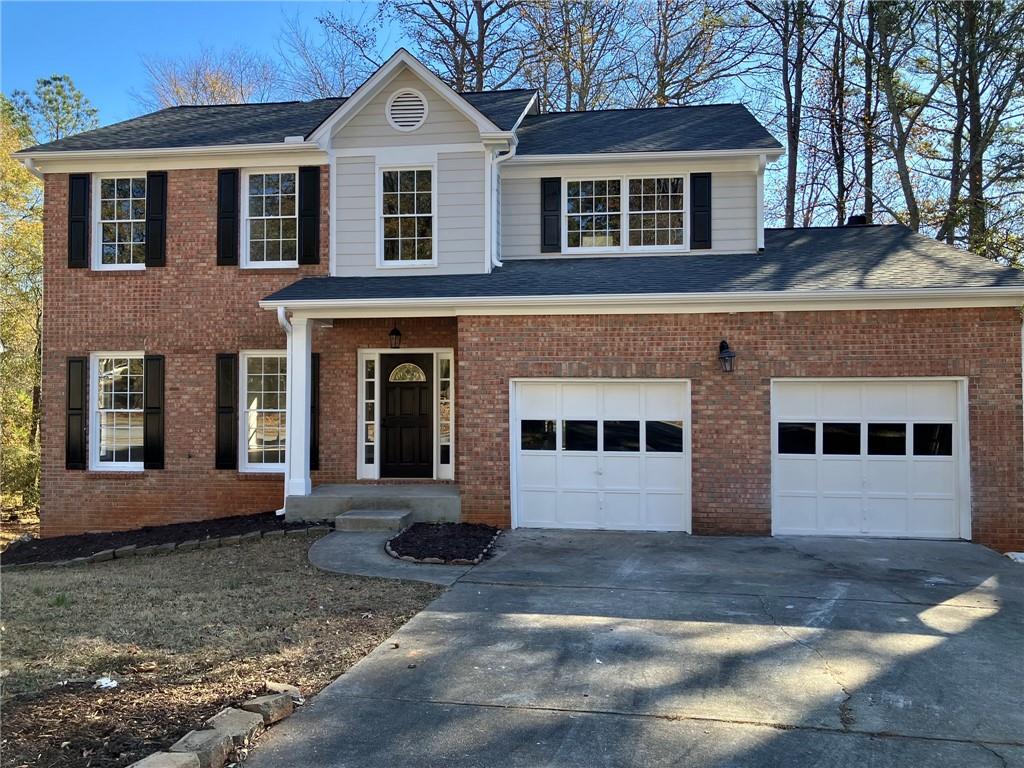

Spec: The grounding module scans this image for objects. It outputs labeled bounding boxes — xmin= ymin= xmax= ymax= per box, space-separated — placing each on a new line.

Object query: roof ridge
xmin=532 ymin=103 xmax=743 ymax=117
xmin=765 ymin=224 xmax=903 ymax=232
xmin=165 ymin=96 xmax=348 ymax=110
xmin=458 ymin=87 xmax=537 ymax=95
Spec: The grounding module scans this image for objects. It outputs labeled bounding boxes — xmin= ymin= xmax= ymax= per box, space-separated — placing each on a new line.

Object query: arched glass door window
xmin=388 ymin=363 xmax=427 ymax=382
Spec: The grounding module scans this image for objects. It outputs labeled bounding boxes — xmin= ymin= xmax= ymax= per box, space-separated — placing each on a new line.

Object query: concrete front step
xmin=287 ymin=483 xmax=460 ymax=525
xmin=335 ymin=509 xmax=411 ymax=532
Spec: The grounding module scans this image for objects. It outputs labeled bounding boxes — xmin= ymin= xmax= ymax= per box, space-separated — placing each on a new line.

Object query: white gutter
xmin=20 ymin=156 xmax=43 ymax=179
xmin=14 ymin=141 xmax=324 ymax=163
xmin=490 ymin=138 xmax=520 ymax=268
xmin=506 ymin=148 xmax=785 ymax=165
xmin=274 ymin=307 xmax=292 ymax=516
xmin=260 ymin=285 xmax=1024 ymax=313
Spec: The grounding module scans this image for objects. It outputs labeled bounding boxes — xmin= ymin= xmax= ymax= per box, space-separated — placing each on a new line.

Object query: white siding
xmin=333 ymin=151 xmax=486 ymax=277
xmin=331 ymin=68 xmax=481 ymax=150
xmin=334 ymin=156 xmax=376 ymax=276
xmin=499 ymin=159 xmax=760 ymax=259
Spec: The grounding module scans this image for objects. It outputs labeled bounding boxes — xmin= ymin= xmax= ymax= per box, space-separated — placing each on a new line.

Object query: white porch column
xmin=285 ymin=314 xmax=312 ymax=497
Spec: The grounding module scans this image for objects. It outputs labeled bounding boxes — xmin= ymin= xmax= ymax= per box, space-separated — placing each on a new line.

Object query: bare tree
xmin=625 ymin=0 xmax=763 ymax=107
xmin=321 ymin=1 xmax=523 ymax=92
xmin=519 ymin=0 xmax=633 ymax=112
xmin=136 ymin=46 xmax=279 ymax=109
xmin=746 ymin=1 xmax=825 ymax=228
xmin=277 ymin=11 xmax=376 ymax=99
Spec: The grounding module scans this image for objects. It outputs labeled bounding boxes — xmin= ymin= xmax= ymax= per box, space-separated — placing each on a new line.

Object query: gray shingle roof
xmin=263 ymin=226 xmax=1024 ymax=304
xmin=20 ymin=89 xmax=536 ymax=153
xmin=515 ymin=104 xmax=782 ymax=155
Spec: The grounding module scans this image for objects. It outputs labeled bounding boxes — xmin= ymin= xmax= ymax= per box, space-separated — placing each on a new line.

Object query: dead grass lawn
xmin=0 ymin=533 xmax=441 ymax=767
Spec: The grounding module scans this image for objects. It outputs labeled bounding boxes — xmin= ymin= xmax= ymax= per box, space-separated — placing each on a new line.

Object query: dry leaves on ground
xmin=0 ymin=534 xmax=441 ymax=768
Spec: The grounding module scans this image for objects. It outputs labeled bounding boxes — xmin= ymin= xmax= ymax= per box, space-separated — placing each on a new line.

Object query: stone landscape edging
xmin=384 ymin=526 xmax=501 ymax=566
xmin=127 ymin=687 xmax=300 ymax=768
xmin=1 ymin=526 xmax=332 ymax=572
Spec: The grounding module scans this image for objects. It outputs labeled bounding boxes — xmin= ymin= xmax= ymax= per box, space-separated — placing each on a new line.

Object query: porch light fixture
xmin=389 ymin=324 xmax=402 ymax=349
xmin=718 ymin=340 xmax=736 ymax=373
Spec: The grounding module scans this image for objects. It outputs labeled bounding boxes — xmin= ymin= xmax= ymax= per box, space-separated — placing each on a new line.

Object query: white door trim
xmin=509 ymin=377 xmax=693 ymax=532
xmin=357 ymin=347 xmax=455 ymax=481
xmin=769 ymin=376 xmax=971 ymax=539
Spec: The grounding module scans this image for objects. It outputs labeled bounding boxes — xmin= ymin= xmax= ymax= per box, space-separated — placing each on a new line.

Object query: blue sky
xmin=1 ymin=1 xmax=378 ymax=124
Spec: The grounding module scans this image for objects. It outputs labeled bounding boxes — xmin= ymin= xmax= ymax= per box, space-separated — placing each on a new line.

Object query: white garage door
xmin=512 ymin=380 xmax=691 ymax=531
xmin=772 ymin=379 xmax=967 ymax=538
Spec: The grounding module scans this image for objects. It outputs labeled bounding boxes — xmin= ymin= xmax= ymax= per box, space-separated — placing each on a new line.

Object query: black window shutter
xmin=540 ymin=177 xmax=561 ymax=253
xmin=145 ymin=171 xmax=167 ymax=267
xmin=66 ymin=356 xmax=87 ymax=469
xmin=215 ymin=353 xmax=238 ymax=469
xmin=68 ymin=174 xmax=90 ymax=268
xmin=690 ymin=173 xmax=712 ymax=250
xmin=297 ymin=166 xmax=321 ymax=265
xmin=310 ymin=352 xmax=320 ymax=471
xmin=217 ymin=169 xmax=239 ymax=266
xmin=143 ymin=355 xmax=165 ymax=469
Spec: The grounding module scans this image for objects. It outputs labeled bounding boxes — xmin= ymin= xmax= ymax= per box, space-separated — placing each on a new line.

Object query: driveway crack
xmin=757 ymin=595 xmax=855 ymax=730
xmin=976 ymin=742 xmax=1009 ymax=768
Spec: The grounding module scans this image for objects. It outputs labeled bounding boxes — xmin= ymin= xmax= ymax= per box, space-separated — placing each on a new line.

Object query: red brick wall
xmin=454 ymin=310 xmax=1024 ymax=552
xmin=41 ymin=169 xmax=1024 ymax=550
xmin=40 ymin=169 xmax=334 ymax=537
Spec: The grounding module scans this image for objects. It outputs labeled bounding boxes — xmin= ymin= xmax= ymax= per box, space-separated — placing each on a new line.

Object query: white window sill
xmin=89 ymin=463 xmax=144 ymax=472
xmin=91 ymin=263 xmax=147 ymax=272
xmin=239 ymin=464 xmax=286 ymax=474
xmin=241 ymin=261 xmax=299 ymax=270
xmin=376 ymin=260 xmax=438 ymax=270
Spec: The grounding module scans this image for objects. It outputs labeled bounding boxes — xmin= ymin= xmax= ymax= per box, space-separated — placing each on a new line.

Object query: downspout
xmin=490 ymin=138 xmax=519 ymax=268
xmin=20 ymin=157 xmax=43 ymax=180
xmin=276 ymin=307 xmax=292 ymax=516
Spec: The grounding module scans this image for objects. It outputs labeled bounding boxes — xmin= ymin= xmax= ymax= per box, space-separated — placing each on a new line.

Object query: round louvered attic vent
xmin=386 ymin=89 xmax=428 ymax=132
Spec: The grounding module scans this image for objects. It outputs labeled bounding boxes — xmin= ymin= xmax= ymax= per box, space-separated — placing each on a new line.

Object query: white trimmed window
xmin=627 ymin=177 xmax=686 ymax=246
xmin=240 ymin=352 xmax=287 ymax=471
xmin=95 ymin=176 xmax=146 ymax=268
xmin=91 ymin=353 xmax=145 ymax=470
xmin=564 ymin=175 xmax=688 ymax=252
xmin=380 ymin=168 xmax=435 ymax=265
xmin=566 ymin=179 xmax=621 ymax=249
xmin=242 ymin=170 xmax=298 ymax=267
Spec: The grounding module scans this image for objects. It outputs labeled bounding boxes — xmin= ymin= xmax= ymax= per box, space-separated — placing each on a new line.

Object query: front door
xmin=381 ymin=354 xmax=433 ymax=478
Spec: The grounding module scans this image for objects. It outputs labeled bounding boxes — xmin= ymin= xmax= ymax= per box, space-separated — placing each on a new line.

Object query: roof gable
xmin=306 ymin=49 xmax=509 ymax=148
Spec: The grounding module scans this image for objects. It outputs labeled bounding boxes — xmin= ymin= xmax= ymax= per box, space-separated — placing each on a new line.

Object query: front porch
xmin=285 ymin=482 xmax=461 ymax=525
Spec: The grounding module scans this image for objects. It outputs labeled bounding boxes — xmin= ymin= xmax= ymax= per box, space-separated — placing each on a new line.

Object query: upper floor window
xmin=92 ymin=353 xmax=144 ymax=470
xmin=380 ymin=168 xmax=434 ymax=265
xmin=566 ymin=180 xmax=621 ymax=249
xmin=96 ymin=176 xmax=146 ymax=269
xmin=243 ymin=170 xmax=298 ymax=268
xmin=564 ymin=175 xmax=687 ymax=252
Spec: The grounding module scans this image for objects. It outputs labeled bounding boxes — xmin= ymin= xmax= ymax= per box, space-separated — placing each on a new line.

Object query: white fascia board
xmin=19 ymin=142 xmax=328 ymax=173
xmin=306 ymin=49 xmax=502 ymax=148
xmin=509 ymin=92 xmax=539 ymax=133
xmin=262 ymin=286 xmax=1024 ymax=318
xmin=505 ymin=148 xmax=785 ymax=165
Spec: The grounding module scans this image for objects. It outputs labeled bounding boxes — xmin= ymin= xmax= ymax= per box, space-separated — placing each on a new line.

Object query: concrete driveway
xmin=249 ymin=531 xmax=1024 ymax=767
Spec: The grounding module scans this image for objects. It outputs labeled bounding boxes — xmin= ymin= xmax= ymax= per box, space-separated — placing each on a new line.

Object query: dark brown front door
xmin=381 ymin=354 xmax=433 ymax=478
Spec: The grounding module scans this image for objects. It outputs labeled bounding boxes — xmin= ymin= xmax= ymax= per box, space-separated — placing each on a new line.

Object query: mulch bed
xmin=387 ymin=522 xmax=500 ymax=564
xmin=0 ymin=511 xmax=307 ymax=565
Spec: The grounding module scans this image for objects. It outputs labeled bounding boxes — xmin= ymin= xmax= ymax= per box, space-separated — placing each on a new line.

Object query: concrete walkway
xmin=308 ymin=531 xmax=472 ymax=586
xmin=251 ymin=531 xmax=1024 ymax=767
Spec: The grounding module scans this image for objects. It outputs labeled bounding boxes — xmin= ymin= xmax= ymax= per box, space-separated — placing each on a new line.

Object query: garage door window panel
xmin=913 ymin=423 xmax=953 ymax=456
xmin=563 ymin=420 xmax=597 ymax=451
xmin=604 ymin=421 xmax=640 ymax=452
xmin=645 ymin=420 xmax=684 ymax=452
xmin=778 ymin=422 xmax=816 ymax=454
xmin=521 ymin=420 xmax=556 ymax=451
xmin=823 ymin=423 xmax=861 ymax=455
xmin=868 ymin=423 xmax=907 ymax=456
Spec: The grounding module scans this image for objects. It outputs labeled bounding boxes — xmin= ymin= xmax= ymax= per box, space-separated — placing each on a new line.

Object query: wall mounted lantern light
xmin=718 ymin=340 xmax=736 ymax=373
xmin=389 ymin=324 xmax=402 ymax=349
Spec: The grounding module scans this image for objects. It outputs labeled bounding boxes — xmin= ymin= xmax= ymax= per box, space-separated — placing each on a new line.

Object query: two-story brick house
xmin=16 ymin=50 xmax=1024 ymax=550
